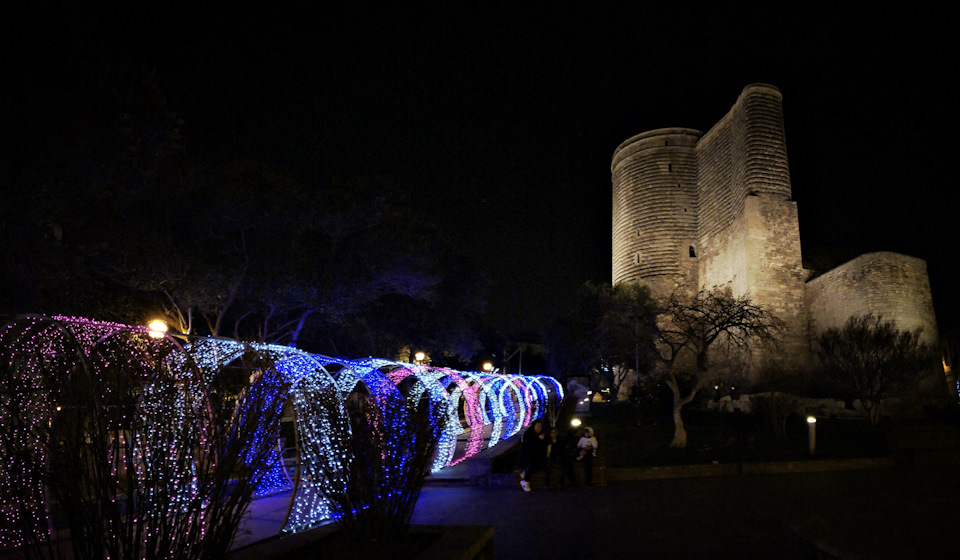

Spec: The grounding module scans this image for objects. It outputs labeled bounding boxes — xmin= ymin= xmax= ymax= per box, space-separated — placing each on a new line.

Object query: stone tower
xmin=612 ymin=83 xmax=941 ymax=388
xmin=613 ymin=84 xmax=809 ymax=366
xmin=611 ymin=128 xmax=701 ymax=299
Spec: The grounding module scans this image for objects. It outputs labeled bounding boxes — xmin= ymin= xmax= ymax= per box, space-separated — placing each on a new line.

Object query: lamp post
xmin=807 ymin=416 xmax=817 ymax=456
xmin=502 ymin=346 xmax=523 ymax=375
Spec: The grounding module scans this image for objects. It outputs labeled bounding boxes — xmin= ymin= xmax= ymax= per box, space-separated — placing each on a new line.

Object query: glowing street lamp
xmin=807 ymin=416 xmax=817 ymax=456
xmin=147 ymin=319 xmax=168 ymax=339
xmin=482 ymin=361 xmax=494 ymax=372
xmin=414 ymin=351 xmax=426 ymax=364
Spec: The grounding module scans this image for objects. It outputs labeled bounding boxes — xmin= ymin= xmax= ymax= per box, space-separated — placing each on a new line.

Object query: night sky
xmin=7 ymin=4 xmax=958 ymax=335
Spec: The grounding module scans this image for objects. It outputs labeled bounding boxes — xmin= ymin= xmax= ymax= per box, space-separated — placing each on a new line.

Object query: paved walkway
xmin=230 ymin=431 xmax=959 ymax=559
xmin=232 ymin=459 xmax=958 ymax=559
xmin=411 ymin=468 xmax=959 ymax=559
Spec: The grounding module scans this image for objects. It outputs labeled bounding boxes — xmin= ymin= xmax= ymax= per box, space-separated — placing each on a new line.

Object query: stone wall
xmin=742 ymin=194 xmax=808 ymax=363
xmin=806 ymin=252 xmax=939 ymax=345
xmin=694 ymin=85 xmax=807 ymax=366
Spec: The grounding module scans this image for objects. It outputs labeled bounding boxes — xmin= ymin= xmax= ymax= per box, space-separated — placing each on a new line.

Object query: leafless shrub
xmin=1 ymin=315 xmax=287 ymax=559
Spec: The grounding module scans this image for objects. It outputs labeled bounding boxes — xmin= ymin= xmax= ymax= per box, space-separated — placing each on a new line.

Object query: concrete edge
xmin=228 ymin=523 xmax=493 ymax=560
xmin=228 ymin=522 xmax=338 ymax=560
xmin=416 ymin=524 xmax=495 ymax=560
xmin=608 ymin=457 xmax=895 ymax=481
xmin=429 ymin=457 xmax=896 ymax=486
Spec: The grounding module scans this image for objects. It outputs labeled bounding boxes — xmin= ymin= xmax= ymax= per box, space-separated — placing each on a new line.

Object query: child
xmin=576 ymin=426 xmax=598 ymax=461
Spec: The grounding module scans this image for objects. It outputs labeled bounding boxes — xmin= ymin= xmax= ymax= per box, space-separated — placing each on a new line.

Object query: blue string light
xmin=1 ymin=316 xmax=563 ymax=547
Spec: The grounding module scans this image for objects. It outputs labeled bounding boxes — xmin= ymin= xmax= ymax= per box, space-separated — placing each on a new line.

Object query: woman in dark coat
xmin=518 ymin=420 xmax=548 ymax=491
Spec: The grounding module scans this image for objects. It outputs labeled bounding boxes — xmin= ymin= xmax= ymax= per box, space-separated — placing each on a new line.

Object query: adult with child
xmin=576 ymin=426 xmax=598 ymax=486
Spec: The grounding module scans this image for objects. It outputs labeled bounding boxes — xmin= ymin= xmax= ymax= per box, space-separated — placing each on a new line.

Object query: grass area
xmin=563 ymin=402 xmax=890 ymax=468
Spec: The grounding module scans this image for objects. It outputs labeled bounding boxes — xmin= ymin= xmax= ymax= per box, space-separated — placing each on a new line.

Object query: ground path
xmin=410 ymin=468 xmax=957 ymax=559
xmin=230 ymin=429 xmax=958 ymax=560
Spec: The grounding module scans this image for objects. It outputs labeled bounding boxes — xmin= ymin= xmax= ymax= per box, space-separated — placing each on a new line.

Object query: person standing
xmin=518 ymin=420 xmax=548 ymax=492
xmin=544 ymin=426 xmax=572 ymax=489
xmin=576 ymin=426 xmax=598 ymax=486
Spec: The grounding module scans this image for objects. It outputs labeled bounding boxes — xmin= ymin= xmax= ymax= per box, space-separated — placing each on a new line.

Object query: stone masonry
xmin=612 ymin=84 xmax=938 ymax=375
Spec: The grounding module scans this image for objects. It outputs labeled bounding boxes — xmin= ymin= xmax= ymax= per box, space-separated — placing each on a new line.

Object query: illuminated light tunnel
xmin=0 ymin=315 xmax=563 ymax=546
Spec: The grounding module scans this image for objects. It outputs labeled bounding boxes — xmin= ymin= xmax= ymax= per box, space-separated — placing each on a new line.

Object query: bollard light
xmin=807 ymin=416 xmax=817 ymax=456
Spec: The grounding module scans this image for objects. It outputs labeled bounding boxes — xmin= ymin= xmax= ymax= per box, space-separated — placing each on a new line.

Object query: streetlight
xmin=147 ymin=319 xmax=168 ymax=339
xmin=145 ymin=319 xmax=187 ymax=353
xmin=482 ymin=362 xmax=494 ymax=373
xmin=414 ymin=351 xmax=426 ymax=365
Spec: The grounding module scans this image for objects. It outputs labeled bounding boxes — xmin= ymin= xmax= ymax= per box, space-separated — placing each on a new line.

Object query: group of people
xmin=517 ymin=420 xmax=598 ymax=492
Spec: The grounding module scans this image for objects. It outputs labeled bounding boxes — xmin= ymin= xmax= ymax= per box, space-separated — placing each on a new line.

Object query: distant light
xmin=414 ymin=351 xmax=426 ymax=362
xmin=571 ymin=418 xmax=582 ymax=428
xmin=482 ymin=362 xmax=494 ymax=372
xmin=806 ymin=416 xmax=817 ymax=424
xmin=147 ymin=320 xmax=168 ymax=339
xmin=587 ymin=391 xmax=592 ymax=395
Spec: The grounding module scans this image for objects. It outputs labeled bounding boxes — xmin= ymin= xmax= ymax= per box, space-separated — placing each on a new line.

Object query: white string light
xmin=1 ymin=316 xmax=563 ymax=547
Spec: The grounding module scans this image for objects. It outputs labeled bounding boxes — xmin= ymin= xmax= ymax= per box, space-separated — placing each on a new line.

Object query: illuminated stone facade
xmin=612 ymin=84 xmax=938 ymax=371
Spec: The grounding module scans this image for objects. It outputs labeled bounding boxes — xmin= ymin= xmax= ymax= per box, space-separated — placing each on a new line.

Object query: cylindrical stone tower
xmin=611 ymin=127 xmax=702 ymax=298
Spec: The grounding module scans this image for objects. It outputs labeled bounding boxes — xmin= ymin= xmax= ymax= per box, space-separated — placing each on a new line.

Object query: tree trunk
xmin=670 ymin=404 xmax=687 ymax=448
xmin=665 ymin=363 xmax=699 ymax=448
xmin=867 ymin=401 xmax=881 ymax=426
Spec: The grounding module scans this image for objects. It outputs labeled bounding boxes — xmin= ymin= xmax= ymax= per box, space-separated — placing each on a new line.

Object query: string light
xmin=1 ymin=315 xmax=563 ymax=548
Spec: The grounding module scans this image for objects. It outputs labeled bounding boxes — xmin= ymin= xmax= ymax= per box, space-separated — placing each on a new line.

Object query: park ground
xmin=232 ymin=401 xmax=960 ymax=559
xmin=410 ymin=467 xmax=958 ymax=559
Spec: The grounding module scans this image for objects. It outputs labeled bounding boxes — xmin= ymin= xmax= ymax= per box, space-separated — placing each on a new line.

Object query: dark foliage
xmin=322 ymin=390 xmax=446 ymax=551
xmin=816 ymin=314 xmax=938 ymax=425
xmin=547 ymin=282 xmax=656 ymax=399
xmin=0 ymin=316 xmax=287 ymax=559
xmin=0 ymin=9 xmax=488 ymax=361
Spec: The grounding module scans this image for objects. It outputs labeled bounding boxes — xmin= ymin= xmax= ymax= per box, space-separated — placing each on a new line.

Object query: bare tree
xmin=654 ymin=288 xmax=783 ymax=448
xmin=816 ymin=314 xmax=937 ymax=425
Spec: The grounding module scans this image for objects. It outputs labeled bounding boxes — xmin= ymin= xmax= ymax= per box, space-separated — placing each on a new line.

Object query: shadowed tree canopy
xmin=548 ymin=281 xmax=656 ymax=398
xmin=0 ymin=12 xmax=488 ymax=361
xmin=816 ymin=314 xmax=939 ymax=425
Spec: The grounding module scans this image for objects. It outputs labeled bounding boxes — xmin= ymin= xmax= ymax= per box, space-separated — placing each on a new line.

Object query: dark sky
xmin=9 ymin=4 xmax=959 ymax=334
